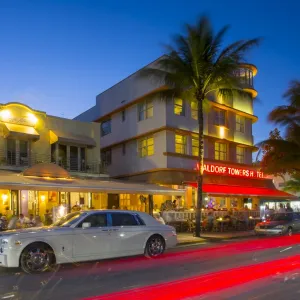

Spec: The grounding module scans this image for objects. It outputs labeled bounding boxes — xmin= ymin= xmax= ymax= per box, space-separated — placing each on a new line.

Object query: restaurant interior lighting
xmin=1 ymin=194 xmax=8 ymax=203
xmin=58 ymin=205 xmax=66 ymax=218
xmin=40 ymin=195 xmax=45 ymax=202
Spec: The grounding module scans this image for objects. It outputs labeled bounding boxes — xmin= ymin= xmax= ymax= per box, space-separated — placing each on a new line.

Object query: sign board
xmin=0 ymin=105 xmax=38 ymax=127
xmin=197 ymin=163 xmax=265 ymax=179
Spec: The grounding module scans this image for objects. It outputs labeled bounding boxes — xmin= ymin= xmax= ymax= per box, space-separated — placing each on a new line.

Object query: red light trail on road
xmin=84 ymin=254 xmax=300 ymax=300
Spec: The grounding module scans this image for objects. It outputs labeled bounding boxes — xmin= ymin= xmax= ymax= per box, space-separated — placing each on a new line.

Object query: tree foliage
xmin=282 ymin=173 xmax=300 ymax=194
xmin=259 ymin=81 xmax=300 ymax=174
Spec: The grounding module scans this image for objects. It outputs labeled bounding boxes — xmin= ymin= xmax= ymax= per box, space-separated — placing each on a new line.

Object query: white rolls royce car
xmin=0 ymin=210 xmax=177 ymax=273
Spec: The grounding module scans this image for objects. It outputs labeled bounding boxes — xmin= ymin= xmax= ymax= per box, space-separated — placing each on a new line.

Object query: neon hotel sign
xmin=202 ymin=163 xmax=265 ymax=179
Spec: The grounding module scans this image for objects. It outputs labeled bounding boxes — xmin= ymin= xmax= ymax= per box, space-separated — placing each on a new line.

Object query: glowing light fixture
xmin=58 ymin=205 xmax=66 ymax=218
xmin=219 ymin=126 xmax=225 ymax=139
xmin=40 ymin=195 xmax=46 ymax=202
xmin=27 ymin=112 xmax=38 ymax=125
xmin=1 ymin=194 xmax=8 ymax=203
xmin=0 ymin=110 xmax=11 ymax=120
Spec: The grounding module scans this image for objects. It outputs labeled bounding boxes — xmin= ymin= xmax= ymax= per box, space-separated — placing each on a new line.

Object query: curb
xmin=177 ymin=234 xmax=256 ymax=245
xmin=177 ymin=240 xmax=207 ymax=246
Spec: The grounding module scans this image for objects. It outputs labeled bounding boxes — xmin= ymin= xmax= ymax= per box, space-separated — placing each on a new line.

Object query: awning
xmin=50 ymin=130 xmax=96 ymax=147
xmin=3 ymin=123 xmax=39 ymax=141
xmin=186 ymin=182 xmax=297 ymax=199
xmin=0 ymin=170 xmax=185 ymax=196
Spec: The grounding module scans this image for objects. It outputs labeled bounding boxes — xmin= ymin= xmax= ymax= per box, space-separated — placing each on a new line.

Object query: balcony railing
xmin=234 ymin=68 xmax=254 ymax=89
xmin=0 ymin=150 xmax=108 ymax=175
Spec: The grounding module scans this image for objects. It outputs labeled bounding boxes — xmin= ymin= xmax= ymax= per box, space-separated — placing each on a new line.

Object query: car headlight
xmin=274 ymin=225 xmax=284 ymax=229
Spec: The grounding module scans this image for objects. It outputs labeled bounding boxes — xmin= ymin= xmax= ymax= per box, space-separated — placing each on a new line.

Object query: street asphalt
xmin=0 ymin=236 xmax=300 ymax=300
xmin=198 ymin=266 xmax=300 ymax=300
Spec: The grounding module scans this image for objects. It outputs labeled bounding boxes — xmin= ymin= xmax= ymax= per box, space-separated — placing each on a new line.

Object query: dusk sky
xmin=0 ymin=0 xmax=299 ymax=146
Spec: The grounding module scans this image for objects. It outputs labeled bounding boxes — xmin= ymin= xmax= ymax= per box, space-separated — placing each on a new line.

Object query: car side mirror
xmin=82 ymin=222 xmax=91 ymax=229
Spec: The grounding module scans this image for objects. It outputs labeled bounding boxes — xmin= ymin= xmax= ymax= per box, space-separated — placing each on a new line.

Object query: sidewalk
xmin=177 ymin=231 xmax=255 ymax=245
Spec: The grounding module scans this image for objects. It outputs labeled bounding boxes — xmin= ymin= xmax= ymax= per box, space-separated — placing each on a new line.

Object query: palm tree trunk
xmin=195 ymin=92 xmax=204 ymax=238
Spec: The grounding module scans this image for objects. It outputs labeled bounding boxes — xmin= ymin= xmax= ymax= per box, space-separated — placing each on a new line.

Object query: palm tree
xmin=140 ymin=16 xmax=260 ymax=237
xmin=260 ymin=81 xmax=300 ymax=174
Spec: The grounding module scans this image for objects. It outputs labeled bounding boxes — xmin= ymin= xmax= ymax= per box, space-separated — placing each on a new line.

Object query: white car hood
xmin=0 ymin=226 xmax=70 ymax=237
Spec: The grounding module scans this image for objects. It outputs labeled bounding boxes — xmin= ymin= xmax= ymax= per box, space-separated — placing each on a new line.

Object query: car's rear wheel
xmin=20 ymin=242 xmax=56 ymax=274
xmin=145 ymin=235 xmax=165 ymax=258
xmin=287 ymin=227 xmax=293 ymax=236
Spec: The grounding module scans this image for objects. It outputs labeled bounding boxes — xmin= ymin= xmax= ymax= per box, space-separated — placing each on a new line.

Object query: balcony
xmin=0 ymin=150 xmax=108 ymax=176
xmin=234 ymin=65 xmax=258 ymax=98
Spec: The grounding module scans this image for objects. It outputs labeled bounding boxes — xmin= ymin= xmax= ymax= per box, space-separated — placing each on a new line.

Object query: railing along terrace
xmin=0 ymin=150 xmax=107 ymax=174
xmin=162 ymin=210 xmax=261 ymax=222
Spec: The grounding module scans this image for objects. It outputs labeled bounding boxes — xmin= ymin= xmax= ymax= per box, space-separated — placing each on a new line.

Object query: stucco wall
xmin=106 ymin=130 xmax=167 ymax=177
xmin=100 ymin=98 xmax=166 ymax=149
xmin=0 ymin=103 xmax=101 ymax=166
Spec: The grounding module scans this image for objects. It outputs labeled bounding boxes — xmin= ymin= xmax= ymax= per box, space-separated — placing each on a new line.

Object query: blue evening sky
xmin=0 ymin=0 xmax=299 ymax=145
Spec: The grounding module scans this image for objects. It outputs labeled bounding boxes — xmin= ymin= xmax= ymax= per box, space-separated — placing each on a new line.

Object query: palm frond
xmin=283 ymin=80 xmax=300 ymax=106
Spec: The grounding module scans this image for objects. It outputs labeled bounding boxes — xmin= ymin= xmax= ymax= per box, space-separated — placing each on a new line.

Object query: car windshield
xmin=52 ymin=212 xmax=87 ymax=227
xmin=269 ymin=213 xmax=293 ymax=222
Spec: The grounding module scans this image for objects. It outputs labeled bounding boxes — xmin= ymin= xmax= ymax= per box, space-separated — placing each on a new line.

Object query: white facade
xmin=75 ymin=58 xmax=258 ymax=183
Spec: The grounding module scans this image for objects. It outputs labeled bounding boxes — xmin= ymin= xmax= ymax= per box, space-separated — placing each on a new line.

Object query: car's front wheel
xmin=20 ymin=242 xmax=56 ymax=274
xmin=145 ymin=234 xmax=165 ymax=258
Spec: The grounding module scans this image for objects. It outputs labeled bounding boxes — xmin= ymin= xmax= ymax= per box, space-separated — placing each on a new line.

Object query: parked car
xmin=255 ymin=212 xmax=300 ymax=236
xmin=0 ymin=210 xmax=177 ymax=273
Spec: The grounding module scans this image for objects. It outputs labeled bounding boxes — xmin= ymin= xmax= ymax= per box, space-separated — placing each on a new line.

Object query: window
xmin=192 ymin=137 xmax=199 ymax=156
xmin=135 ymin=214 xmax=146 ymax=225
xmin=101 ymin=119 xmax=111 ymax=136
xmin=236 ymin=146 xmax=245 ymax=164
xmin=70 ymin=146 xmax=78 ymax=171
xmin=19 ymin=140 xmax=28 ymax=166
xmin=214 ymin=109 xmax=226 ymax=126
xmin=191 ymin=101 xmax=198 ymax=120
xmin=138 ymin=100 xmax=153 ymax=121
xmin=121 ymin=110 xmax=126 ymax=122
xmin=120 ymin=194 xmax=130 ymax=209
xmin=236 ymin=115 xmax=245 ymax=133
xmin=78 ymin=213 xmax=107 ymax=228
xmin=174 ymin=98 xmax=185 ymax=116
xmin=7 ymin=139 xmax=16 ymax=165
xmin=7 ymin=139 xmax=29 ymax=166
xmin=236 ymin=68 xmax=253 ymax=87
xmin=111 ymin=213 xmax=139 ymax=226
xmin=80 ymin=147 xmax=86 ymax=171
xmin=122 ymin=143 xmax=126 ymax=156
xmin=215 ymin=142 xmax=227 ymax=161
xmin=138 ymin=136 xmax=154 ymax=157
xmin=101 ymin=149 xmax=112 ymax=165
xmin=175 ymin=134 xmax=187 ymax=154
